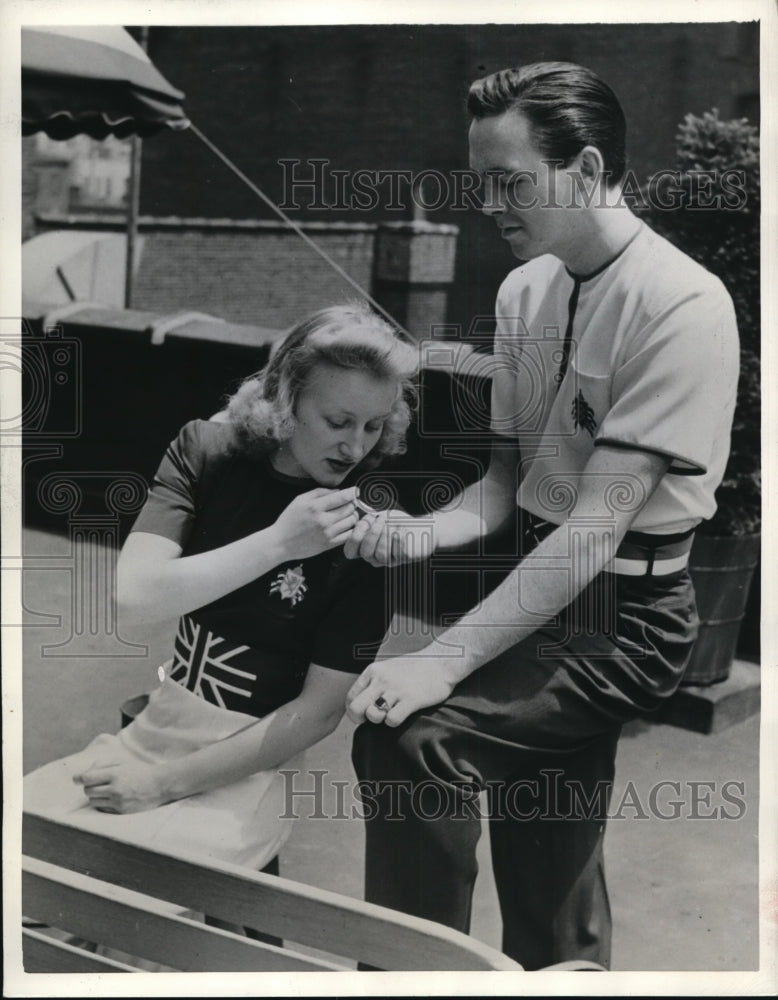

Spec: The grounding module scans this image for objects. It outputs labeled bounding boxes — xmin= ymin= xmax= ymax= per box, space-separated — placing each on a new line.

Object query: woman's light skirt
xmin=24 ymin=667 xmax=300 ymax=871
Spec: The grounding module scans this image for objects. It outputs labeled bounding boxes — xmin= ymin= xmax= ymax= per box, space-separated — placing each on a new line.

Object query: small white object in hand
xmin=355 ymin=498 xmax=379 ymax=519
xmin=158 ymin=666 xmax=166 ymax=684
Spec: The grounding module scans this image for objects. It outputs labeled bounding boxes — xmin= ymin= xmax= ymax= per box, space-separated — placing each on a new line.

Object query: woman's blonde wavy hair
xmin=226 ymin=302 xmax=418 ymax=469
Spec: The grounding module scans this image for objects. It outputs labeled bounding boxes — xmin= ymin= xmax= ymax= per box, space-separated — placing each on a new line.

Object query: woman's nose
xmin=338 ymin=432 xmax=365 ymax=462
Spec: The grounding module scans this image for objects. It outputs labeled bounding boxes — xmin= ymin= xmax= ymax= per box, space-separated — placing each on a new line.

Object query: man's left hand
xmin=346 ymin=656 xmax=456 ymax=726
xmin=73 ymin=759 xmax=170 ymax=814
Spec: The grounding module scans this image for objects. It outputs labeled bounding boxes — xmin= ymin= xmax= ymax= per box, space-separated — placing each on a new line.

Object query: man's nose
xmin=480 ymin=175 xmax=506 ymax=217
xmin=481 ymin=198 xmax=505 ymax=218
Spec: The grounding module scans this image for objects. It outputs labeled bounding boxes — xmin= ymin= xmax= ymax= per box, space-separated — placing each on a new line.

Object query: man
xmin=344 ymin=62 xmax=739 ymax=969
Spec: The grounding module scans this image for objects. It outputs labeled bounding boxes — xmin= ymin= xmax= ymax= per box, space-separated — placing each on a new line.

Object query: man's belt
xmin=609 ymin=551 xmax=690 ymax=576
xmin=520 ymin=511 xmax=695 ymax=578
xmin=609 ymin=527 xmax=695 ymax=577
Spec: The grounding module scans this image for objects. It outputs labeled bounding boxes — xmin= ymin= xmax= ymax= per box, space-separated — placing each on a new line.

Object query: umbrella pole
xmin=124 ymin=134 xmax=142 ymax=308
xmin=124 ymin=27 xmax=149 ymax=309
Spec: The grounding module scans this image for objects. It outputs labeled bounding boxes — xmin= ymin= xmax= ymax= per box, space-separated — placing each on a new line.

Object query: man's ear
xmin=577 ymin=145 xmax=606 ymax=183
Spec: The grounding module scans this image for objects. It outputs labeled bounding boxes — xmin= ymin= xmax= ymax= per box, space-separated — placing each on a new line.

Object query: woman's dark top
xmin=130 ymin=419 xmax=390 ymax=717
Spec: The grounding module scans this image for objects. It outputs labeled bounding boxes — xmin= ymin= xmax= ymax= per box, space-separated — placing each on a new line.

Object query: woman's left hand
xmin=343 ymin=510 xmax=434 ymax=566
xmin=346 ymin=656 xmax=456 ymax=727
xmin=73 ymin=759 xmax=171 ymax=814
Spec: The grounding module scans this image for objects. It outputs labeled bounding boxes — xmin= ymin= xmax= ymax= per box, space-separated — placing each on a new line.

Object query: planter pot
xmin=737 ymin=555 xmax=761 ymax=662
xmin=682 ymin=533 xmax=761 ymax=685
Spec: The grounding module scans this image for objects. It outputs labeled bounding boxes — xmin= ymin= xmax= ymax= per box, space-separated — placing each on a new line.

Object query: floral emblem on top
xmin=572 ymin=389 xmax=597 ymax=436
xmin=269 ymin=564 xmax=308 ymax=606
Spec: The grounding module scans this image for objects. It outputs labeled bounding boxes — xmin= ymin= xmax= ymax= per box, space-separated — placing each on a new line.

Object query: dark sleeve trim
xmin=594 ymin=438 xmax=707 ymax=476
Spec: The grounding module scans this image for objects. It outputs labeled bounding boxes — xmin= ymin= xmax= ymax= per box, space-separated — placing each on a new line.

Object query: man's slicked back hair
xmin=467 ymin=62 xmax=627 ymax=185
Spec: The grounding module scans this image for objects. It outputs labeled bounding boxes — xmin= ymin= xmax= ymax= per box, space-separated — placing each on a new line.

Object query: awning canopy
xmin=22 ymin=25 xmax=188 ymax=139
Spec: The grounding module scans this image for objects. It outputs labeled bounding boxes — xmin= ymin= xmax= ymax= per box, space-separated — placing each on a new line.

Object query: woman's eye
xmin=366 ymin=422 xmax=384 ymax=434
xmin=326 ymin=418 xmax=348 ymax=430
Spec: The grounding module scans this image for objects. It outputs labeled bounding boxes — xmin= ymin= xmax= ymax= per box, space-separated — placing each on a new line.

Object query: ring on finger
xmin=374 ymin=696 xmax=390 ymax=712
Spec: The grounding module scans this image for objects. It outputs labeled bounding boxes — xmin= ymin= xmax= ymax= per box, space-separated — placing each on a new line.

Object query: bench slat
xmin=23 ymin=812 xmax=521 ymax=970
xmin=23 ymin=857 xmax=343 ymax=972
xmin=22 ymin=928 xmax=138 ymax=973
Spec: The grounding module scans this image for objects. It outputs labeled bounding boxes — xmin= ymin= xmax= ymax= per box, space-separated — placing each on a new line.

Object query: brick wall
xmin=129 ymin=219 xmax=376 ymax=328
xmin=139 ymin=23 xmax=759 ymax=326
xmin=33 ymin=216 xmax=377 ymax=328
xmin=34 ymin=215 xmax=462 ymax=337
xmin=22 ymin=137 xmax=37 ymax=241
xmin=22 ymin=137 xmax=71 ymax=242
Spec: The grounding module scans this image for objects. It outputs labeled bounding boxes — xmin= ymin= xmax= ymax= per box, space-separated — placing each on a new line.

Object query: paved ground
xmin=18 ymin=528 xmax=760 ymax=971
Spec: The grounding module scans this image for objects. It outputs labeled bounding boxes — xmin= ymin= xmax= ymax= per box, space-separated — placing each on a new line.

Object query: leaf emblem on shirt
xmin=269 ymin=564 xmax=308 ymax=606
xmin=572 ymin=390 xmax=597 ymax=436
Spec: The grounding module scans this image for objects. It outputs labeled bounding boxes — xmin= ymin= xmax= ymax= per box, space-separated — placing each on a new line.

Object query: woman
xmin=24 ymin=302 xmax=417 ymax=876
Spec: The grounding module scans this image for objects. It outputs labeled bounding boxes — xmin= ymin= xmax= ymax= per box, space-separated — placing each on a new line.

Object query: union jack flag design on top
xmin=170 ymin=615 xmax=255 ymax=709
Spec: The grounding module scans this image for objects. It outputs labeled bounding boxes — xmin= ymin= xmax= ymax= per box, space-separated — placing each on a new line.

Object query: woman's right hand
xmin=272 ymin=487 xmax=359 ymax=561
xmin=73 ymin=759 xmax=171 ymax=814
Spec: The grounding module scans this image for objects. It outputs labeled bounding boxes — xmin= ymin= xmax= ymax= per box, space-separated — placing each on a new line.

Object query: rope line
xmin=188 ymin=122 xmax=409 ymax=336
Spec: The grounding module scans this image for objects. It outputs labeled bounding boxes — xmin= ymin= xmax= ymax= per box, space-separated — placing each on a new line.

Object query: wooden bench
xmin=22 ymin=810 xmax=604 ymax=973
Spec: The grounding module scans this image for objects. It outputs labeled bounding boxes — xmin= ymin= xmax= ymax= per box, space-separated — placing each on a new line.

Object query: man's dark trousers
xmin=352 ymin=566 xmax=697 ymax=969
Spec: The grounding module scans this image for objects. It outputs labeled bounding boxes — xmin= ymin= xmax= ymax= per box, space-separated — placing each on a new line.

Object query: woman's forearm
xmin=119 ymin=487 xmax=359 ymax=626
xmin=118 ymin=526 xmax=287 ymax=625
xmin=156 ymin=696 xmax=339 ymax=803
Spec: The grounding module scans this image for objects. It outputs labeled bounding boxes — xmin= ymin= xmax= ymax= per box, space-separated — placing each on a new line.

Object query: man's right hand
xmin=343 ymin=509 xmax=434 ymax=566
xmin=272 ymin=487 xmax=359 ymax=560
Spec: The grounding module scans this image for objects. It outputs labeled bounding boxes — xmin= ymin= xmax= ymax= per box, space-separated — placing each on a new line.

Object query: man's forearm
xmin=431 ymin=471 xmax=516 ymax=551
xmin=345 ymin=448 xmax=670 ymax=728
xmin=431 ymin=520 xmax=616 ymax=684
xmin=431 ymin=508 xmax=487 ymax=550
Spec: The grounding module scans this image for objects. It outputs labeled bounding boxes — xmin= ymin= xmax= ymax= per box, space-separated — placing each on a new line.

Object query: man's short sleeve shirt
xmin=490 ymin=223 xmax=740 ymax=534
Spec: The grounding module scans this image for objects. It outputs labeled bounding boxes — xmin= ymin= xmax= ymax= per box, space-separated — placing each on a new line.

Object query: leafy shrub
xmin=641 ymin=110 xmax=760 ymax=535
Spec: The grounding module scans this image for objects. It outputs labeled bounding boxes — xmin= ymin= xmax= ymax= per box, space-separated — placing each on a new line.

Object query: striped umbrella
xmin=22 ymin=25 xmax=188 ymax=139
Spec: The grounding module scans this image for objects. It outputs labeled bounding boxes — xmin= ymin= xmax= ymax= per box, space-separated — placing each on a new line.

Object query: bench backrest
xmin=22 ymin=810 xmax=523 ymax=972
